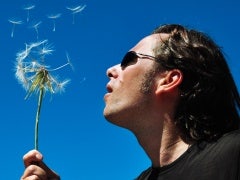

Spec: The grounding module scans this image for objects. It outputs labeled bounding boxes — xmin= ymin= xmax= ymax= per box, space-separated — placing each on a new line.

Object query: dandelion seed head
xmin=15 ymin=40 xmax=71 ymax=98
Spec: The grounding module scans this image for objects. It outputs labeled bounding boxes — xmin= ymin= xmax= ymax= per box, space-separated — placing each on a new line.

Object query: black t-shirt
xmin=136 ymin=130 xmax=240 ymax=180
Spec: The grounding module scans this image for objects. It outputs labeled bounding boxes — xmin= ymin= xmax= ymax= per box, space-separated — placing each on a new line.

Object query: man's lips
xmin=106 ymin=83 xmax=113 ymax=93
xmin=104 ymin=83 xmax=113 ymax=100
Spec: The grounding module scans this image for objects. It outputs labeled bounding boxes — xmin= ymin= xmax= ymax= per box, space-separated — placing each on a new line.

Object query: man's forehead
xmin=131 ymin=33 xmax=169 ymax=53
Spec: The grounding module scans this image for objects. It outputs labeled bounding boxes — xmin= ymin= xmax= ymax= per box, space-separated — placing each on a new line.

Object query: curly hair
xmin=152 ymin=24 xmax=240 ymax=142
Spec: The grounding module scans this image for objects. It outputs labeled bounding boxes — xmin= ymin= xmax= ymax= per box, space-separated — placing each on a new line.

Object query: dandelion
xmin=66 ymin=5 xmax=86 ymax=24
xmin=47 ymin=13 xmax=61 ymax=32
xmin=15 ymin=40 xmax=72 ymax=150
xmin=23 ymin=4 xmax=35 ymax=22
xmin=8 ymin=19 xmax=23 ymax=38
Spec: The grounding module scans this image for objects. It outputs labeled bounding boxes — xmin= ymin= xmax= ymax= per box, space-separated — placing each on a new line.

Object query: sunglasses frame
xmin=121 ymin=51 xmax=159 ymax=68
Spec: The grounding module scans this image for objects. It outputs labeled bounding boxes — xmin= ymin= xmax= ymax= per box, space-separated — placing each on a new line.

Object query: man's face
xmin=103 ymin=34 xmax=162 ymax=130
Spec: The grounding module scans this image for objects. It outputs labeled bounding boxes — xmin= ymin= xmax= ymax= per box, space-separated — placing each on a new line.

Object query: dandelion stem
xmin=35 ymin=87 xmax=44 ymax=150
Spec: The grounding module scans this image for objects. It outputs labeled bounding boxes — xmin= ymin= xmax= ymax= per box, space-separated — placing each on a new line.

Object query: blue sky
xmin=0 ymin=0 xmax=239 ymax=179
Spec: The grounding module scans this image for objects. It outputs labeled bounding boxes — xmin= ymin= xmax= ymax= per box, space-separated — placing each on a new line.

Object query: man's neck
xmin=135 ymin=124 xmax=190 ymax=167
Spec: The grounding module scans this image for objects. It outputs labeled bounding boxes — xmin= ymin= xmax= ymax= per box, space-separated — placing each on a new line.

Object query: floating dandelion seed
xmin=31 ymin=21 xmax=42 ymax=39
xmin=15 ymin=40 xmax=72 ymax=150
xmin=8 ymin=19 xmax=23 ymax=38
xmin=65 ymin=51 xmax=74 ymax=71
xmin=23 ymin=4 xmax=35 ymax=22
xmin=47 ymin=13 xmax=61 ymax=32
xmin=66 ymin=5 xmax=86 ymax=24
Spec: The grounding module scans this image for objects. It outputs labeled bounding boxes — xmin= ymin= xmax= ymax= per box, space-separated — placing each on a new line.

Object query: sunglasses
xmin=121 ymin=51 xmax=159 ymax=68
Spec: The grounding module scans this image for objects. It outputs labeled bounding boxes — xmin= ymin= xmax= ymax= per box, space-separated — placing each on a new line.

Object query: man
xmin=21 ymin=24 xmax=240 ymax=180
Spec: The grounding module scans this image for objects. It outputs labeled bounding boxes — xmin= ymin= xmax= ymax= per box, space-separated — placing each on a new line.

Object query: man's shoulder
xmin=134 ymin=167 xmax=152 ymax=180
xmin=211 ymin=129 xmax=240 ymax=152
xmin=221 ymin=129 xmax=240 ymax=142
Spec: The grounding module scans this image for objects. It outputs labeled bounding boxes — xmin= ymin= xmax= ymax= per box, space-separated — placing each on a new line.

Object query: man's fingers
xmin=23 ymin=150 xmax=43 ymax=167
xmin=21 ymin=164 xmax=46 ymax=180
xmin=22 ymin=150 xmax=60 ymax=179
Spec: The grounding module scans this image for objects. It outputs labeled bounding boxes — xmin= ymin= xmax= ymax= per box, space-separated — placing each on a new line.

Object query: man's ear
xmin=155 ymin=69 xmax=183 ymax=94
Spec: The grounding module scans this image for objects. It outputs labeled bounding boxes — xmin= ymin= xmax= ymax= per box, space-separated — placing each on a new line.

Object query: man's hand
xmin=21 ymin=150 xmax=60 ymax=180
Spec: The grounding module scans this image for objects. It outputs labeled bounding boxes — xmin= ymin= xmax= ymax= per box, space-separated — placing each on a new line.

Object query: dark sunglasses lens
xmin=121 ymin=52 xmax=137 ymax=67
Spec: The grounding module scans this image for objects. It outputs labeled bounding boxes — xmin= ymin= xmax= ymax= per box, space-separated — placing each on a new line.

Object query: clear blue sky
xmin=0 ymin=0 xmax=239 ymax=179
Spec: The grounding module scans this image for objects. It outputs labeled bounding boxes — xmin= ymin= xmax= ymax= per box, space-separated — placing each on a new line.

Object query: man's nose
xmin=106 ymin=64 xmax=119 ymax=79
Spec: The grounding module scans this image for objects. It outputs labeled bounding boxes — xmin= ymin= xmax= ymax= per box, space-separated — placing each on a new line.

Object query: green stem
xmin=35 ymin=88 xmax=44 ymax=150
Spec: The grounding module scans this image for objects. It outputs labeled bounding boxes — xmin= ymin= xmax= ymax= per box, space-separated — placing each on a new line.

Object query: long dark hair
xmin=152 ymin=24 xmax=240 ymax=142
